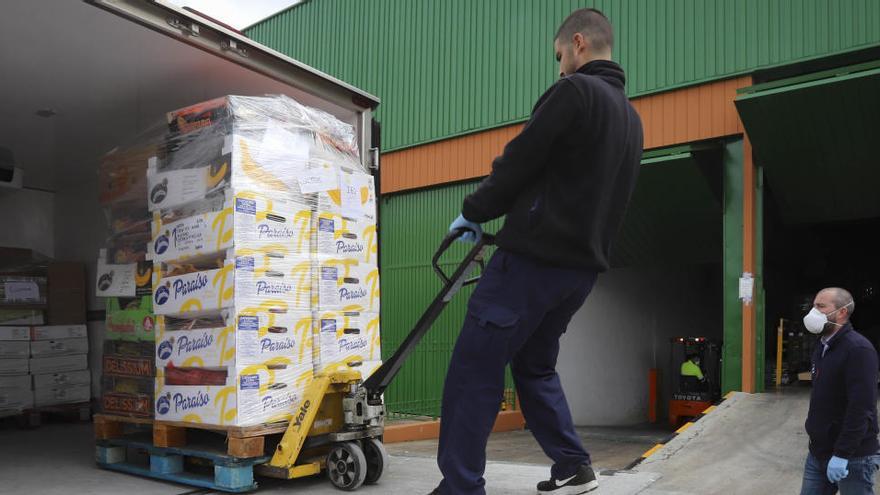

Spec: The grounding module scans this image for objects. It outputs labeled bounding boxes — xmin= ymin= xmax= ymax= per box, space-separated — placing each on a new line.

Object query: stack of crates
xmin=0 ymin=325 xmax=33 ymax=416
xmin=146 ymin=95 xmax=380 ymax=427
xmin=96 ymin=143 xmax=159 ymax=418
xmin=0 ymin=324 xmax=91 ymax=416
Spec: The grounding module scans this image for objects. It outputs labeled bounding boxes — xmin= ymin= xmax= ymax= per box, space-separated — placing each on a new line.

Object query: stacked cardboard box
xmin=0 ymin=325 xmax=91 ymax=415
xmin=145 ymin=95 xmax=381 ymax=427
xmin=29 ymin=325 xmax=90 ymax=408
xmin=96 ymin=143 xmax=158 ymax=418
xmin=0 ymin=326 xmax=32 ymax=416
xmin=101 ymin=299 xmax=156 ymax=417
xmin=147 ymin=96 xmax=315 ymax=427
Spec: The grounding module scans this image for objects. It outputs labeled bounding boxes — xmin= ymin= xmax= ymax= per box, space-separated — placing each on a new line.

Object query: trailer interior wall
xmin=1 ymin=0 xmax=363 ymax=397
xmin=558 ymin=263 xmax=722 ymax=426
xmin=0 ymin=190 xmax=55 ymax=258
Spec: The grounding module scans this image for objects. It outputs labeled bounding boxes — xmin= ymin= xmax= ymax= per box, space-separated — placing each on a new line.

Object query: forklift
xmin=668 ymin=336 xmax=721 ymax=427
xmin=256 ymin=229 xmax=493 ymax=490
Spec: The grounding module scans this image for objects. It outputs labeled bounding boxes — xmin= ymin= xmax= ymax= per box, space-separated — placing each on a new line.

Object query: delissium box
xmin=155 ymin=310 xmax=314 ymax=368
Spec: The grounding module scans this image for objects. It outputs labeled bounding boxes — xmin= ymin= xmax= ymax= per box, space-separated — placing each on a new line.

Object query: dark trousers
xmin=437 ymin=249 xmax=598 ymax=495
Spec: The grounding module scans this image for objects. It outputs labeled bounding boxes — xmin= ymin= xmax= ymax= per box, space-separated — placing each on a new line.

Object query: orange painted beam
xmin=383 ymin=410 xmax=526 ymax=444
xmin=380 ymin=76 xmax=752 ymax=194
xmin=741 ymin=134 xmax=756 ymax=393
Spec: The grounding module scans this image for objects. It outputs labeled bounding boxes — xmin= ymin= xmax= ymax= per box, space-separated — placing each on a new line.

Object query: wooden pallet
xmin=96 ymin=433 xmax=270 ymax=493
xmin=22 ymin=401 xmax=92 ymax=427
xmin=94 ymin=413 xmax=290 ymax=458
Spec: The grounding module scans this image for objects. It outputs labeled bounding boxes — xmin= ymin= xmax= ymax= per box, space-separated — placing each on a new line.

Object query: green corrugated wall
xmin=377 ymin=157 xmax=723 ymax=415
xmin=247 ymin=0 xmax=880 ymax=152
xmin=379 ymin=182 xmax=508 ymax=416
xmin=246 ymin=1 xmax=880 ymax=415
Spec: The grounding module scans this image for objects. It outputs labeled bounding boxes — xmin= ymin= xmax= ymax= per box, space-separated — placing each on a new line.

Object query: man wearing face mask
xmin=801 ymin=287 xmax=880 ymax=495
xmin=434 ymin=8 xmax=643 ymax=495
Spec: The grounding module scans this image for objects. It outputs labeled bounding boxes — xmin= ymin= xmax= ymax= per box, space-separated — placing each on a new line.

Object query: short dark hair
xmin=555 ymin=8 xmax=614 ymax=53
xmin=828 ymin=287 xmax=856 ymax=320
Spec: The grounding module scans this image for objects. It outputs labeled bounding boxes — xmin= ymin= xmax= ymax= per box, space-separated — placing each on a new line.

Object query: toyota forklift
xmin=668 ymin=336 xmax=721 ymax=427
xmin=257 ymin=230 xmax=493 ymax=490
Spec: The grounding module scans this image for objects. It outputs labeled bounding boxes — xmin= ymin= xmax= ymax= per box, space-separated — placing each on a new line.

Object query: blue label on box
xmin=236 ymin=257 xmax=255 ymax=271
xmin=235 ymin=198 xmax=257 ymax=215
xmin=321 ymin=319 xmax=337 ymax=333
xmin=318 ymin=217 xmax=335 ymax=233
xmin=238 ymin=316 xmax=259 ymax=331
xmin=240 ymin=374 xmax=260 ymax=390
xmin=321 ymin=267 xmax=338 ymax=281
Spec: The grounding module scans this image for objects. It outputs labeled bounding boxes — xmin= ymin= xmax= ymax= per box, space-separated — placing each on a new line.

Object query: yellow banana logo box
xmin=313 ymin=257 xmax=380 ymax=313
xmin=149 ymin=189 xmax=312 ymax=263
xmin=154 ymin=362 xmax=313 ymax=427
xmin=153 ymin=256 xmax=312 ymax=316
xmin=156 ymin=310 xmax=314 ymax=368
xmin=313 ymin=311 xmax=381 ymax=372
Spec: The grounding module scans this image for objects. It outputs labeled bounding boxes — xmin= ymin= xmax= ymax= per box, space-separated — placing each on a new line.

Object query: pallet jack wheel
xmin=327 ymin=441 xmax=367 ymax=491
xmin=363 ymin=438 xmax=389 ymax=484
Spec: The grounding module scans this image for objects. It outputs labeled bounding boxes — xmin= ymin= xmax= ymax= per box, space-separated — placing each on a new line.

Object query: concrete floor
xmin=5 ymin=391 xmax=874 ymax=494
xmin=386 ymin=425 xmax=670 ymax=472
xmin=0 ymin=421 xmax=664 ymax=494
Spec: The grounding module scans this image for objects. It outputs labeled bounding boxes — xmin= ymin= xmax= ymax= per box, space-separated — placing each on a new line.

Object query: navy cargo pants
xmin=436 ymin=248 xmax=598 ymax=495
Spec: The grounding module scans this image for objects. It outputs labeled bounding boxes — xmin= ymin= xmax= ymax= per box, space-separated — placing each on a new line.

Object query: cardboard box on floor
xmin=47 ymin=262 xmax=86 ymax=325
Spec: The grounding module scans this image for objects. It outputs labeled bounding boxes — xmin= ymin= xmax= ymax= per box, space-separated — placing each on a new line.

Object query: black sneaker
xmin=536 ymin=465 xmax=599 ymax=494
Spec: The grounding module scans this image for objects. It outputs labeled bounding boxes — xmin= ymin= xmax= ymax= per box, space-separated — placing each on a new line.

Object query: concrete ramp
xmin=635 ymin=390 xmax=813 ymax=494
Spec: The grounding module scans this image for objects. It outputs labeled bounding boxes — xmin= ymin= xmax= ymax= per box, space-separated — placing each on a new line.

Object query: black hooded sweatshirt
xmin=462 ymin=60 xmax=643 ymax=271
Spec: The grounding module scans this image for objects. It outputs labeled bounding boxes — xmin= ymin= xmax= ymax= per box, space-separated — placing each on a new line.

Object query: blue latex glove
xmin=449 ymin=213 xmax=482 ymax=243
xmin=827 ymin=456 xmax=849 ymax=483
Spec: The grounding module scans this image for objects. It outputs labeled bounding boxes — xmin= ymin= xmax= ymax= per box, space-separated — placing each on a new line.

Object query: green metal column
xmin=755 ymin=166 xmax=766 ymax=393
xmin=722 ymin=139 xmax=744 ymax=394
xmin=722 ymin=139 xmax=765 ymax=394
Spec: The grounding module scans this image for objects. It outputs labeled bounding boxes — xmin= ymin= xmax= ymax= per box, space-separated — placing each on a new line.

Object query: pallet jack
xmin=258 ymin=229 xmax=494 ymax=490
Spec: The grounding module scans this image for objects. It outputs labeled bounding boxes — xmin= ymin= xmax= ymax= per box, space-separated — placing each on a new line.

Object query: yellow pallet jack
xmin=258 ymin=230 xmax=494 ymax=490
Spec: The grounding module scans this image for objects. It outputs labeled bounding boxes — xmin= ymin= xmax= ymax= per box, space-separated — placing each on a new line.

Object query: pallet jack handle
xmin=361 ymin=228 xmax=496 ymax=398
xmin=432 ymin=228 xmax=492 ymax=287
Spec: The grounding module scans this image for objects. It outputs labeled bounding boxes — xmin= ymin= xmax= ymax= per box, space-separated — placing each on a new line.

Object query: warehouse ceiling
xmin=0 ymin=0 xmax=359 ymax=193
xmin=735 ymin=62 xmax=880 ymax=225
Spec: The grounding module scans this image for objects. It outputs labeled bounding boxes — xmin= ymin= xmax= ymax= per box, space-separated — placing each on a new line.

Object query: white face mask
xmin=803 ymin=303 xmax=852 ymax=335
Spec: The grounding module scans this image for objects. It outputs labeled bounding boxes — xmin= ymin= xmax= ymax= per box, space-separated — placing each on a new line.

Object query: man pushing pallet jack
xmin=96 ymin=8 xmax=642 ymax=494
xmin=264 ymin=8 xmax=643 ymax=495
